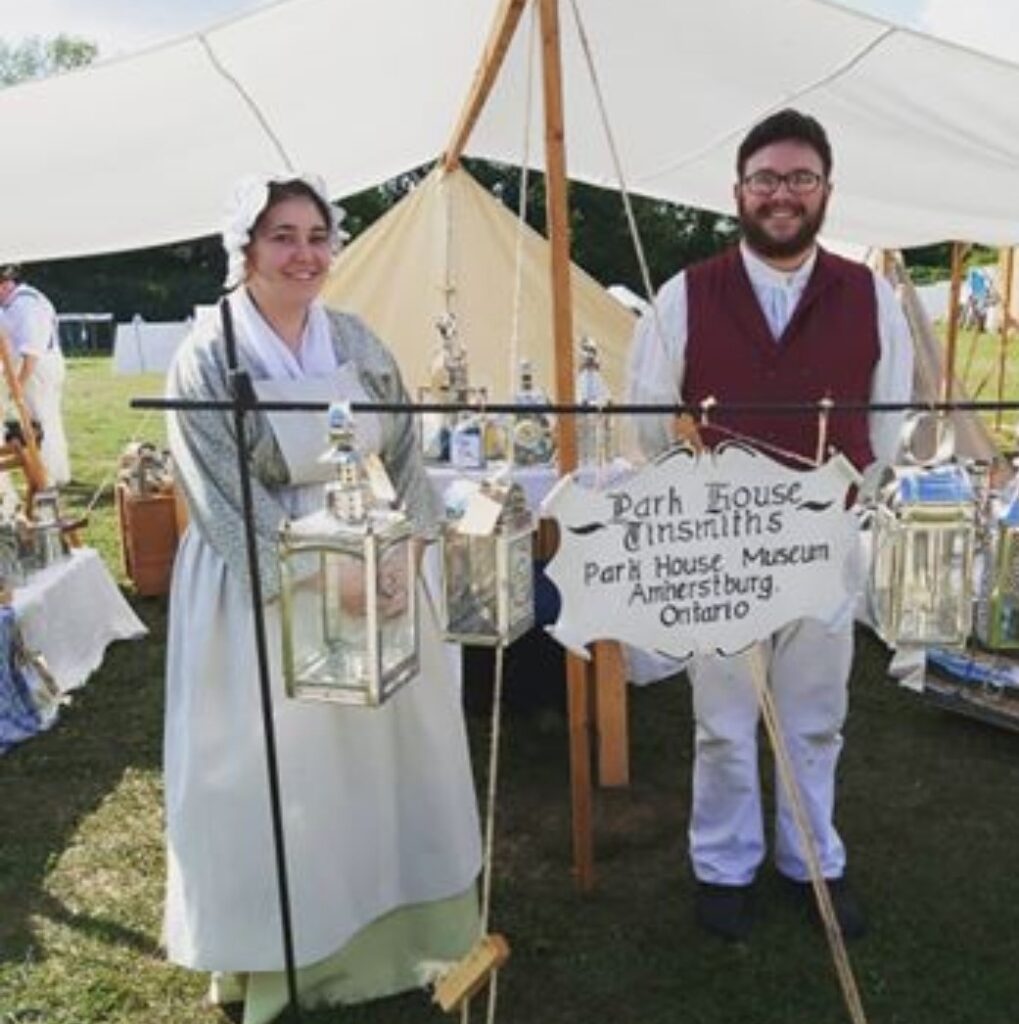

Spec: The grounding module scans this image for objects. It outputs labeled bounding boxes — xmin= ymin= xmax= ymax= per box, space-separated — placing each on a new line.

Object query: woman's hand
xmin=336 ymin=545 xmax=411 ymax=618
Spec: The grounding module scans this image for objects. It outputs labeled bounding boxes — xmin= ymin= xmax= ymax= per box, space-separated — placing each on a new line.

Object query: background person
xmin=163 ymin=173 xmax=481 ymax=1022
xmin=0 ymin=265 xmax=71 ymax=487
xmin=627 ymin=109 xmax=913 ymax=942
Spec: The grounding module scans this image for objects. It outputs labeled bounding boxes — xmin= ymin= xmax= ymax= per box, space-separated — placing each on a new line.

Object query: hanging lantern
xmin=975 ymin=485 xmax=1019 ymax=650
xmin=441 ymin=478 xmax=535 ymax=646
xmin=870 ymin=462 xmax=976 ymax=648
xmin=278 ymin=404 xmax=418 ymax=706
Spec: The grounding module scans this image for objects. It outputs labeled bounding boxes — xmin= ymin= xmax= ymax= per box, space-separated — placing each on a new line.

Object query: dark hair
xmin=251 ymin=179 xmax=332 ymax=236
xmin=0 ymin=264 xmax=22 ymax=283
xmin=736 ymin=109 xmax=832 ymax=178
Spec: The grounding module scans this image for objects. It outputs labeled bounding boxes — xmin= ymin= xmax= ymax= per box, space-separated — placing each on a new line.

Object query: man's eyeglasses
xmin=741 ymin=169 xmax=824 ymax=197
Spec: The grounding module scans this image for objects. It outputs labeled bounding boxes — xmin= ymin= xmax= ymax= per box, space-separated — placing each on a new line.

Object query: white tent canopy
xmin=3 ymin=0 xmax=1019 ymax=262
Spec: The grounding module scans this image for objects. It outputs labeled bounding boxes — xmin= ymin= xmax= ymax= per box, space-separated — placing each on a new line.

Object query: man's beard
xmin=738 ymin=193 xmax=828 ymax=261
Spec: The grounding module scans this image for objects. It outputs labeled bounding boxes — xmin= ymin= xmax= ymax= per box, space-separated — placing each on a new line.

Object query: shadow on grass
xmin=0 ymin=595 xmax=168 ymax=965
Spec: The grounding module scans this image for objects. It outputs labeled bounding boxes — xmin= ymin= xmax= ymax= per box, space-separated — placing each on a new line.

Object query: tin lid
xmin=896 ymin=464 xmax=974 ymax=505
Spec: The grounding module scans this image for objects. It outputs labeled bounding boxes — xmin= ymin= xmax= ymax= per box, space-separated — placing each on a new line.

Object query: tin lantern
xmin=870 ymin=463 xmax=976 ymax=647
xmin=441 ymin=479 xmax=535 ymax=646
xmin=419 ymin=313 xmax=488 ymax=464
xmin=975 ymin=485 xmax=1019 ymax=650
xmin=278 ymin=404 xmax=418 ymax=706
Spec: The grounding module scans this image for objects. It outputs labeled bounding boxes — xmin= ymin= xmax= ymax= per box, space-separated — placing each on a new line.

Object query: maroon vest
xmin=684 ymin=245 xmax=879 ymax=469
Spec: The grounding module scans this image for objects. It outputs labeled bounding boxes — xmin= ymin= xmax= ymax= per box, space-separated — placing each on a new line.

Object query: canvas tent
xmin=2 ymin=0 xmax=1019 ymax=262
xmin=321 ymin=165 xmax=635 ymax=400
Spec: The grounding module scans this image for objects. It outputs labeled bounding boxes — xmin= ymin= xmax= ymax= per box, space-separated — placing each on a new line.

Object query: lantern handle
xmin=899 ymin=410 xmax=956 ymax=467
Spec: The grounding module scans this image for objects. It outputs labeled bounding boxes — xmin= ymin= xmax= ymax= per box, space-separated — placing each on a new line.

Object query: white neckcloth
xmin=740 ymin=242 xmax=817 ymax=341
xmin=229 ymin=289 xmax=381 ymax=494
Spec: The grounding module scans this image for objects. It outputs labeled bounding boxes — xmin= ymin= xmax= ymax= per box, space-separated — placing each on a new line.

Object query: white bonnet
xmin=221 ymin=171 xmax=350 ymax=288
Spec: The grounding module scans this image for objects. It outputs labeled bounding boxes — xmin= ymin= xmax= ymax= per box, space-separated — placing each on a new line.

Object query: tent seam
xmin=197 ymin=33 xmax=295 ymax=172
xmin=637 ymin=26 xmax=895 ymax=188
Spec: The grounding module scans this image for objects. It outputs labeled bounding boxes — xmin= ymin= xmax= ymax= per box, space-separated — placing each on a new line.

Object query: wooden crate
xmin=116 ymin=483 xmax=182 ymax=597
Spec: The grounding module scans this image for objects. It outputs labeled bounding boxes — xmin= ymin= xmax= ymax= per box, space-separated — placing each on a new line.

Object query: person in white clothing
xmin=0 ymin=266 xmax=71 ymax=486
xmin=627 ymin=109 xmax=913 ymax=942
xmin=163 ymin=173 xmax=481 ymax=1022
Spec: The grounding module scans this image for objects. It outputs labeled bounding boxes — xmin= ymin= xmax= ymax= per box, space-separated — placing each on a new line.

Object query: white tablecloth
xmin=426 ymin=463 xmax=561 ymax=513
xmin=12 ymin=547 xmax=148 ymax=693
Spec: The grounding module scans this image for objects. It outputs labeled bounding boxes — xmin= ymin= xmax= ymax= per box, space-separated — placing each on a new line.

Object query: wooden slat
xmin=593 ymin=639 xmax=629 ymax=788
xmin=0 ymin=330 xmax=49 ymax=507
xmin=565 ymin=652 xmax=595 ymax=890
xmin=943 ymin=241 xmax=965 ymax=403
xmin=442 ymin=0 xmax=530 ymax=171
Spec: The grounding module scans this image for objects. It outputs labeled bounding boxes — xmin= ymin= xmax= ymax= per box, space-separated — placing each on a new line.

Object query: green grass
xmin=2 ymin=357 xmax=1019 ymax=1023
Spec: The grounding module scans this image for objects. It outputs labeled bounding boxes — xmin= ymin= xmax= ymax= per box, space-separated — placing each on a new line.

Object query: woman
xmin=163 ymin=173 xmax=481 ymax=1021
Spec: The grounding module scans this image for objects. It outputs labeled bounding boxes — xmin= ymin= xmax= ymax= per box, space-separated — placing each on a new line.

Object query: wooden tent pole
xmin=996 ymin=247 xmax=1015 ymax=432
xmin=538 ymin=0 xmax=595 ymax=892
xmin=943 ymin=241 xmax=965 ymax=403
xmin=442 ymin=0 xmax=530 ymax=172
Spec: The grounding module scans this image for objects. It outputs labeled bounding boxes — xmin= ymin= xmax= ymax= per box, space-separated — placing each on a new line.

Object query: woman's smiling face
xmin=245 ymin=195 xmax=333 ymax=304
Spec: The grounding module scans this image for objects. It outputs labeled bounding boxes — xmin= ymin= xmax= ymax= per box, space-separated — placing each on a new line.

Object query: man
xmin=627 ymin=109 xmax=913 ymax=941
xmin=0 ymin=265 xmax=71 ymax=487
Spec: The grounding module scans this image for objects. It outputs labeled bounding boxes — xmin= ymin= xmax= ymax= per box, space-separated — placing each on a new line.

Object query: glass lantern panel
xmin=869 ymin=510 xmax=900 ymax=642
xmin=984 ymin=529 xmax=1019 ymax=648
xmin=504 ymin=531 xmax=535 ymax=640
xmin=445 ymin=530 xmax=500 ymax=642
xmin=375 ymin=536 xmax=417 ymax=681
xmin=281 ymin=543 xmax=373 ymax=700
xmin=896 ymin=525 xmax=972 ymax=645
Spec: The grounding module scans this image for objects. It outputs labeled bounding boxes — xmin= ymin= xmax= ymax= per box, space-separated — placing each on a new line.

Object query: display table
xmin=426 ymin=462 xmax=560 ymax=512
xmin=11 ymin=547 xmax=147 ymax=694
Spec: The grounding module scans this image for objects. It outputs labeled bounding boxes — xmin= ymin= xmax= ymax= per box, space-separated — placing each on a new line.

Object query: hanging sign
xmin=541 ymin=443 xmax=861 ymax=660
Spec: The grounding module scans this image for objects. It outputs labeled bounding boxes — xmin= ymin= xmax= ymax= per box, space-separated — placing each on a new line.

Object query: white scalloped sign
xmin=541 ymin=443 xmax=862 ymax=660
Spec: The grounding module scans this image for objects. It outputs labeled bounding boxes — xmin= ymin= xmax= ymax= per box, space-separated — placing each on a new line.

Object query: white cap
xmin=221 ymin=171 xmax=350 ymax=288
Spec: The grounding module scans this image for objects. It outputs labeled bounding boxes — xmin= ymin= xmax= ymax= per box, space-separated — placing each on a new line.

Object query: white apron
xmin=24 ymin=345 xmax=70 ymax=488
xmin=163 ymin=332 xmax=480 ymax=971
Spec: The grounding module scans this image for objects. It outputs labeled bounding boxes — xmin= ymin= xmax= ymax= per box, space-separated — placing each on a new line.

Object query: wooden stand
xmin=0 ymin=332 xmax=48 ymax=510
xmin=433 ymin=933 xmax=511 ymax=1013
xmin=116 ymin=483 xmax=182 ymax=596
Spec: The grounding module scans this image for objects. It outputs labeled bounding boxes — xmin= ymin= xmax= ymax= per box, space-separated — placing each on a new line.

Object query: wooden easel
xmin=0 ymin=331 xmax=49 ymax=512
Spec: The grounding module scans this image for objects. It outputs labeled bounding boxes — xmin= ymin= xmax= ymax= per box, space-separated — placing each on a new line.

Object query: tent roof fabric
xmin=3 ymin=0 xmax=1019 ymax=261
xmin=321 ymin=165 xmax=636 ymax=400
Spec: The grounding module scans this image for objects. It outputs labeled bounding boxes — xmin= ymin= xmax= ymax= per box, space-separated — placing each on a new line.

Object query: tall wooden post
xmin=943 ymin=241 xmax=965 ymax=403
xmin=996 ymin=247 xmax=1015 ymax=432
xmin=538 ymin=0 xmax=595 ymax=891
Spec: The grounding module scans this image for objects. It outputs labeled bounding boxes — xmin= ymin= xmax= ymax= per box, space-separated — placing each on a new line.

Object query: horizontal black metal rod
xmin=133 ymin=397 xmax=1019 ymax=415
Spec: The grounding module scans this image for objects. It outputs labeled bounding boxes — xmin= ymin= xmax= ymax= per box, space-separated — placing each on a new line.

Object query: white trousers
xmin=688 ymin=617 xmax=853 ymax=885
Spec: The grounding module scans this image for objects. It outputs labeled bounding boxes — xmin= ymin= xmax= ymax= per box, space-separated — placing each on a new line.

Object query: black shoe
xmin=782 ymin=875 xmax=867 ymax=940
xmin=694 ymin=882 xmax=755 ymax=942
